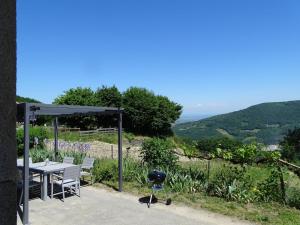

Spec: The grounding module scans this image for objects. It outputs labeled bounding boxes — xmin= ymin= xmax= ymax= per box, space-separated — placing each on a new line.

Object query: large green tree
xmin=54 ymin=86 xmax=182 ymax=135
xmin=95 ymin=85 xmax=122 ymax=107
xmin=53 ymin=87 xmax=96 ymax=129
xmin=94 ymin=85 xmax=122 ymax=128
xmin=123 ymin=87 xmax=182 ymax=135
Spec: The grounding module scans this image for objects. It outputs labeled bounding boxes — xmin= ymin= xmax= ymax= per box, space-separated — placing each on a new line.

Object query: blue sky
xmin=17 ymin=0 xmax=300 ymax=115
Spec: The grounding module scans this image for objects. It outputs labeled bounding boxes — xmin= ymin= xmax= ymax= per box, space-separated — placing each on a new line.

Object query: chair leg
xmin=51 ymin=181 xmax=53 ymax=199
xmin=62 ymin=185 xmax=65 ymax=202
xmin=19 ymin=189 xmax=23 ymax=206
xmin=78 ymin=182 xmax=81 ymax=197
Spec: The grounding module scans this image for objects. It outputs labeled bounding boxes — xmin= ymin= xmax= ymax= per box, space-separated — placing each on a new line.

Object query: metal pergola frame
xmin=17 ymin=103 xmax=123 ymax=225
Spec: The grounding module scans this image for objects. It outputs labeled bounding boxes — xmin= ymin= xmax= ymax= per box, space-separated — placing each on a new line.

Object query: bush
xmin=208 ymin=164 xmax=255 ymax=202
xmin=165 ymin=167 xmax=206 ymax=193
xmin=257 ymin=168 xmax=282 ymax=202
xmin=17 ymin=126 xmax=49 ymax=156
xmin=197 ymin=138 xmax=242 ymax=154
xmin=93 ymin=159 xmax=118 ymax=182
xmin=141 ymin=138 xmax=178 ymax=169
xmin=30 ymin=148 xmax=54 ymax=163
xmin=286 ymin=187 xmax=300 ymax=209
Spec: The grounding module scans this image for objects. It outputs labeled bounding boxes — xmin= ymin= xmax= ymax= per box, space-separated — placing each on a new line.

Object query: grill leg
xmin=148 ymin=193 xmax=153 ymax=208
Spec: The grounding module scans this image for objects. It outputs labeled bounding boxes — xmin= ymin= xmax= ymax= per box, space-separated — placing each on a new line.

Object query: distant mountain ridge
xmin=173 ymin=100 xmax=300 ymax=144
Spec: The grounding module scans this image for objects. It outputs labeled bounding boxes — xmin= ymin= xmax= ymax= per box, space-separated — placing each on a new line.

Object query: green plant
xmin=257 ymin=168 xmax=282 ymax=202
xmin=17 ymin=126 xmax=50 ymax=156
xmin=93 ymin=159 xmax=118 ymax=182
xmin=286 ymin=187 xmax=300 ymax=209
xmin=30 ymin=148 xmax=54 ymax=162
xmin=141 ymin=138 xmax=178 ymax=169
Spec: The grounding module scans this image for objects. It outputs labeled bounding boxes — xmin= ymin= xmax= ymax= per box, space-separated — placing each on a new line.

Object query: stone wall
xmin=44 ymin=139 xmax=142 ymax=160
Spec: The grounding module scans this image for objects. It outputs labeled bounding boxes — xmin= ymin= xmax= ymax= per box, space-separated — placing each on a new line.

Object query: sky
xmin=17 ymin=0 xmax=300 ymax=116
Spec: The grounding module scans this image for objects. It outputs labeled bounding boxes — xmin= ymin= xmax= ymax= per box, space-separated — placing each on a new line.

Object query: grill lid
xmin=148 ymin=170 xmax=166 ymax=184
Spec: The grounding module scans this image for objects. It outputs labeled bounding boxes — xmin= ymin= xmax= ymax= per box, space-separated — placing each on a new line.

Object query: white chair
xmin=80 ymin=157 xmax=95 ymax=184
xmin=63 ymin=156 xmax=74 ymax=164
xmin=51 ymin=165 xmax=81 ymax=201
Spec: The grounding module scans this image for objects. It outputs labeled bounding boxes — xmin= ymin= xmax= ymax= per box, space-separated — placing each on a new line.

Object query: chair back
xmin=63 ymin=165 xmax=81 ymax=181
xmin=82 ymin=157 xmax=95 ymax=169
xmin=63 ymin=156 xmax=74 ymax=164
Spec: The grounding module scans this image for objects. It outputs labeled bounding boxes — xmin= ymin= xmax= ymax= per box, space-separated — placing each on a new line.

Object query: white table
xmin=17 ymin=160 xmax=75 ymax=201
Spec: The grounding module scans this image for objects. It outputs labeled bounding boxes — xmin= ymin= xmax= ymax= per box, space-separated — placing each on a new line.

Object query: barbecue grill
xmin=147 ymin=170 xmax=171 ymax=208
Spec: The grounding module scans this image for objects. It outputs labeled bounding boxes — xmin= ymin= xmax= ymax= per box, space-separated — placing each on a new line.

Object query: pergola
xmin=17 ymin=103 xmax=124 ymax=225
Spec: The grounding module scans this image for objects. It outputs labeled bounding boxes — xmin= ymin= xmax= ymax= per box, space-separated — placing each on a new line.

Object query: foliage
xmin=123 ymin=87 xmax=182 ymax=136
xmin=280 ymin=127 xmax=300 ymax=161
xmin=141 ymin=138 xmax=178 ymax=169
xmin=286 ymin=187 xmax=300 ymax=209
xmin=165 ymin=167 xmax=205 ymax=193
xmin=30 ymin=148 xmax=54 ymax=162
xmin=257 ymin=168 xmax=283 ymax=202
xmin=207 ymin=164 xmax=256 ymax=203
xmin=16 ymin=126 xmax=49 ymax=156
xmin=53 ymin=86 xmax=182 ymax=136
xmin=53 ymin=87 xmax=97 ymax=129
xmin=29 ymin=148 xmax=86 ymax=165
xmin=93 ymin=159 xmax=118 ymax=182
xmin=196 ymin=137 xmax=242 ymax=154
xmin=174 ymin=100 xmax=300 ymax=144
xmin=94 ymin=85 xmax=122 ymax=108
xmin=16 ymin=95 xmax=41 ymax=103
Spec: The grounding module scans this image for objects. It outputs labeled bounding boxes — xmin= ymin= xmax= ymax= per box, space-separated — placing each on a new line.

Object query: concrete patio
xmin=17 ymin=186 xmax=254 ymax=225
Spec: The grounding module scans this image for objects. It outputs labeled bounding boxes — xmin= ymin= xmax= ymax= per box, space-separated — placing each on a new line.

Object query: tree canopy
xmin=53 ymin=86 xmax=182 ymax=136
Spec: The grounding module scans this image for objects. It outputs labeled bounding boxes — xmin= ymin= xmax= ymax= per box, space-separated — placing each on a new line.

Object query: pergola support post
xmin=54 ymin=117 xmax=58 ymax=161
xmin=118 ymin=111 xmax=123 ymax=192
xmin=23 ymin=104 xmax=30 ymax=225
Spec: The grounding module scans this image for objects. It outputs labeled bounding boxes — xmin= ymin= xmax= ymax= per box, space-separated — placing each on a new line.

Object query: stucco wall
xmin=0 ymin=0 xmax=17 ymax=224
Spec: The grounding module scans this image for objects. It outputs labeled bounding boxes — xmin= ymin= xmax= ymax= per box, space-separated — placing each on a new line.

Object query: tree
xmin=94 ymin=85 xmax=122 ymax=107
xmin=54 ymin=87 xmax=96 ymax=106
xmin=280 ymin=128 xmax=300 ymax=161
xmin=53 ymin=87 xmax=97 ymax=129
xmin=94 ymin=86 xmax=122 ymax=128
xmin=0 ymin=0 xmax=17 ymax=223
xmin=123 ymin=87 xmax=182 ymax=136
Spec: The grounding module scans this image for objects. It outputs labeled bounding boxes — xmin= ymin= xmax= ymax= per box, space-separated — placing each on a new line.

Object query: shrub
xmin=286 ymin=187 xmax=300 ymax=209
xmin=165 ymin=167 xmax=205 ymax=193
xmin=56 ymin=150 xmax=87 ymax=165
xmin=30 ymin=148 xmax=54 ymax=163
xmin=207 ymin=164 xmax=255 ymax=202
xmin=17 ymin=126 xmax=50 ymax=156
xmin=197 ymin=138 xmax=242 ymax=154
xmin=93 ymin=159 xmax=118 ymax=182
xmin=257 ymin=168 xmax=282 ymax=202
xmin=141 ymin=138 xmax=178 ymax=169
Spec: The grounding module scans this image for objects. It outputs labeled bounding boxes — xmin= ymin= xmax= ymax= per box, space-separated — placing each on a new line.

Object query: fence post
xmin=277 ymin=165 xmax=286 ymax=204
xmin=111 ymin=145 xmax=114 ymax=159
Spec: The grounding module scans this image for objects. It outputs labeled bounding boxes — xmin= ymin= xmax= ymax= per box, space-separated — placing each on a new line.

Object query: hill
xmin=16 ymin=95 xmax=41 ymax=103
xmin=173 ymin=100 xmax=300 ymax=144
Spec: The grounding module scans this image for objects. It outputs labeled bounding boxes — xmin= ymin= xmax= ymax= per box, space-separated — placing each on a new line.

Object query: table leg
xmin=42 ymin=173 xmax=48 ymax=201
